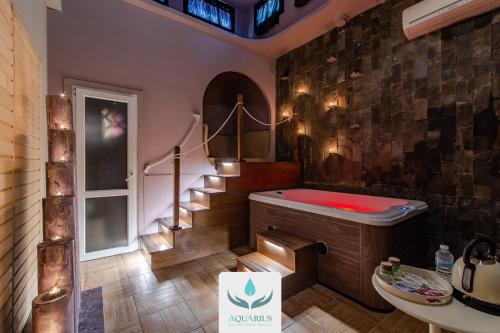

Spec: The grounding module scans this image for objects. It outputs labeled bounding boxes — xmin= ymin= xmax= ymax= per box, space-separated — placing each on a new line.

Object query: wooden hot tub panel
xmin=249 ymin=201 xmax=424 ymax=310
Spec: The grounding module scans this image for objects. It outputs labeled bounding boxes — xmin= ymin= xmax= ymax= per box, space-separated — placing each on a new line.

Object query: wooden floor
xmin=82 ymin=248 xmax=442 ymax=333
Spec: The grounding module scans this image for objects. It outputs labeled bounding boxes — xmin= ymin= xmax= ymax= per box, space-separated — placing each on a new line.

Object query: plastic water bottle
xmin=435 ymin=244 xmax=454 ymax=282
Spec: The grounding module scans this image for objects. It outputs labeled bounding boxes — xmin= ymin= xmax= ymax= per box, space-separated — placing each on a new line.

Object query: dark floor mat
xmin=79 ymin=287 xmax=104 ymax=333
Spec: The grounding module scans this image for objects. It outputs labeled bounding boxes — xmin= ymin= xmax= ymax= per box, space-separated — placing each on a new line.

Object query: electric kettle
xmin=452 ymin=234 xmax=500 ymax=315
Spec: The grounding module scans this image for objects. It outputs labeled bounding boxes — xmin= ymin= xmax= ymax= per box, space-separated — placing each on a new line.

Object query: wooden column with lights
xmin=32 ymin=95 xmax=79 ymax=333
xmin=237 ymin=93 xmax=244 ymax=162
xmin=171 ymin=146 xmax=181 ymax=230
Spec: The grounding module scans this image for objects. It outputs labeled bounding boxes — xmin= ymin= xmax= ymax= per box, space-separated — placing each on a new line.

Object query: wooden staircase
xmin=236 ymin=229 xmax=317 ymax=299
xmin=140 ymin=162 xmax=301 ymax=270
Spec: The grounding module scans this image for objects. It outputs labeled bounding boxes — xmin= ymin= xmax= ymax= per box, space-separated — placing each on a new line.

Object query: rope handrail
xmin=173 ymin=101 xmax=242 ymax=158
xmin=144 ymin=101 xmax=292 ymax=174
xmin=143 ymin=114 xmax=201 ymax=174
xmin=242 ymin=106 xmax=291 ymax=126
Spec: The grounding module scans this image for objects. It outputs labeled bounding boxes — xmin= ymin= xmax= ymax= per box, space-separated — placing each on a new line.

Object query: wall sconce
xmin=279 ymin=68 xmax=290 ymax=81
xmin=326 ymin=99 xmax=338 ymax=111
xmin=327 ymin=136 xmax=338 ymax=155
xmin=297 ymin=122 xmax=306 ymax=135
xmin=296 ymin=84 xmax=308 ymax=96
xmin=281 ymin=105 xmax=294 ymax=121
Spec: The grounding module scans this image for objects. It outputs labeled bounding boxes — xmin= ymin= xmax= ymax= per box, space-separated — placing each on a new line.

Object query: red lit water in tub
xmin=281 ymin=189 xmax=408 ymax=213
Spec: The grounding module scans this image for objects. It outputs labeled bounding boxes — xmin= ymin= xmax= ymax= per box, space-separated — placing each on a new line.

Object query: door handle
xmin=125 ymin=171 xmax=134 ymax=182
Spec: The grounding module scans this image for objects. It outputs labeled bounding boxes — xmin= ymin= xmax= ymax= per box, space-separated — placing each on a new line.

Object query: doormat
xmin=79 ymin=287 xmax=104 ymax=333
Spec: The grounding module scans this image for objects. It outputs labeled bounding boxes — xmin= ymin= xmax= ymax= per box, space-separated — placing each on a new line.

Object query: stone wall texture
xmin=275 ymin=0 xmax=500 ymax=260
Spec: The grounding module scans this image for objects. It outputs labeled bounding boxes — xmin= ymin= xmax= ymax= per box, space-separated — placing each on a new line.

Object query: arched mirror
xmin=203 ymin=72 xmax=271 ymax=159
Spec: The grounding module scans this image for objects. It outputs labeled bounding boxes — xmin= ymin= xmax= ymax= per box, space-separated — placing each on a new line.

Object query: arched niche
xmin=203 ymin=72 xmax=271 ymax=159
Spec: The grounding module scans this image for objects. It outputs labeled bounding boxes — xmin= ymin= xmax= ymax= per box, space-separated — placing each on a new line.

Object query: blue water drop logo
xmin=244 ymin=278 xmax=256 ymax=296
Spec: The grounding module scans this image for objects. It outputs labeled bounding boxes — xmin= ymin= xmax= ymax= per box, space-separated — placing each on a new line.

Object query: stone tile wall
xmin=275 ymin=0 xmax=500 ymax=260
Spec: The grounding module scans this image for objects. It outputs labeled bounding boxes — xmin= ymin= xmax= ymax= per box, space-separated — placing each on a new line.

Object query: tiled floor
xmin=82 ymin=248 xmax=436 ymax=333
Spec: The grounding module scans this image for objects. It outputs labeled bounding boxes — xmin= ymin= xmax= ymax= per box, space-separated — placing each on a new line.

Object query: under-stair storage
xmin=140 ymin=162 xmax=300 ymax=270
xmin=237 ymin=229 xmax=317 ymax=299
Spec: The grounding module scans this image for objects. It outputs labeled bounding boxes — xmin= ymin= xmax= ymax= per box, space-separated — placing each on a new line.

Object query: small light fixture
xmin=221 ymin=162 xmax=233 ymax=167
xmin=48 ymin=285 xmax=62 ymax=298
xmin=55 ymin=192 xmax=63 ymax=197
xmin=296 ymin=84 xmax=308 ymax=95
xmin=297 ymin=122 xmax=306 ymax=135
xmin=51 ymin=236 xmax=63 ymax=242
xmin=264 ymin=240 xmax=285 ymax=252
xmin=60 ymin=92 xmax=66 ymax=98
xmin=281 ymin=105 xmax=294 ymax=120
xmin=327 ymin=100 xmax=337 ymax=111
xmin=158 ymin=244 xmax=169 ymax=251
xmin=327 ymin=136 xmax=338 ymax=155
xmin=279 ymin=69 xmax=290 ymax=81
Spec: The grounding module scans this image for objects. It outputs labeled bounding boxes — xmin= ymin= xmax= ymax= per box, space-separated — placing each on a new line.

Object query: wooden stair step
xmin=236 ymin=252 xmax=294 ymax=278
xmin=140 ymin=233 xmax=173 ymax=254
xmin=179 ymin=201 xmax=209 ymax=212
xmin=216 ymin=161 xmax=240 ymax=177
xmin=191 ymin=187 xmax=225 ymax=194
xmin=158 ymin=217 xmax=192 ymax=230
xmin=258 ymin=230 xmax=315 ymax=251
xmin=256 ymin=229 xmax=316 ymax=272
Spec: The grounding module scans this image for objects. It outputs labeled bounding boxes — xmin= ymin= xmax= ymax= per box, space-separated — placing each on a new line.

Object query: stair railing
xmin=143 ymin=97 xmax=292 ymax=231
xmin=237 ymin=93 xmax=244 ymax=162
xmin=171 ymin=145 xmax=182 ymax=230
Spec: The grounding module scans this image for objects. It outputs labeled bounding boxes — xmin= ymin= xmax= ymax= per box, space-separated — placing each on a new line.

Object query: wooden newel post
xmin=171 ymin=146 xmax=181 ymax=230
xmin=237 ymin=94 xmax=244 ymax=162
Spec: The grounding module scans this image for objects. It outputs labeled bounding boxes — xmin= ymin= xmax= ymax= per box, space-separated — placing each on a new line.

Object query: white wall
xmin=48 ymin=0 xmax=276 ymax=234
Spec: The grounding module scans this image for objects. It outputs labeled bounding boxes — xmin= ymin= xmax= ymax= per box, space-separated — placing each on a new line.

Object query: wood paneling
xmin=0 ymin=1 xmax=41 ymax=331
xmin=0 ymin=1 xmax=14 ymax=331
xmin=250 ymin=201 xmax=424 ymax=310
xmin=250 ymin=201 xmax=361 ymax=300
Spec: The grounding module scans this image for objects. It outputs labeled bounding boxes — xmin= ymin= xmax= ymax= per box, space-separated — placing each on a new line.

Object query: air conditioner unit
xmin=402 ymin=0 xmax=500 ymax=40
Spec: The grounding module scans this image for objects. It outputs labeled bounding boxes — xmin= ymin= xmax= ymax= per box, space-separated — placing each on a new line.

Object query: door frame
xmin=73 ymin=86 xmax=138 ymax=261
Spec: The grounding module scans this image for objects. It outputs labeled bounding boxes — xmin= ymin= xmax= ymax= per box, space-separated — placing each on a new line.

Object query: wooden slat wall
xmin=0 ymin=1 xmax=41 ymax=332
xmin=12 ymin=12 xmax=41 ymax=333
xmin=0 ymin=0 xmax=15 ymax=331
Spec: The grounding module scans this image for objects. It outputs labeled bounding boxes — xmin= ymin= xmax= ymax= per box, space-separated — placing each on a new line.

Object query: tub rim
xmin=249 ymin=188 xmax=428 ymax=226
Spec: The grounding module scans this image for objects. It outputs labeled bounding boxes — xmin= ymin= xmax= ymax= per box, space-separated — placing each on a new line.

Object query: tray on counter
xmin=374 ymin=264 xmax=452 ymax=305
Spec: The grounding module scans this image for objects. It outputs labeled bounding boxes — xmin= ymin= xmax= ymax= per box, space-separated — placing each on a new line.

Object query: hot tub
xmin=249 ymin=189 xmax=428 ymax=226
xmin=249 ymin=188 xmax=428 ymax=310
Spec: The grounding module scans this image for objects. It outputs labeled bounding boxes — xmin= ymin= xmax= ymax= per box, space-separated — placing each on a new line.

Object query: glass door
xmin=74 ymin=87 xmax=138 ymax=261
